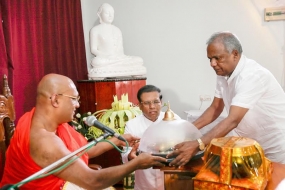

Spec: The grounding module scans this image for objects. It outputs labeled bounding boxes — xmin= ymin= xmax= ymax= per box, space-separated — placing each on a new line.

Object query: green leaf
xmin=124 ymin=110 xmax=134 ymax=121
xmin=118 ymin=127 xmax=125 ymax=134
xmin=99 ymin=111 xmax=112 ymax=124
xmin=94 ymin=109 xmax=108 ymax=117
xmin=109 ymin=111 xmax=118 ymax=129
xmin=130 ymin=108 xmax=142 ymax=117
xmin=117 ymin=110 xmax=126 ymax=128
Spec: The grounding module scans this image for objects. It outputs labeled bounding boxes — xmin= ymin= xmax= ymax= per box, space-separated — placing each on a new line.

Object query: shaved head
xmin=33 ymin=73 xmax=79 ymax=125
xmin=37 ymin=74 xmax=76 ymax=98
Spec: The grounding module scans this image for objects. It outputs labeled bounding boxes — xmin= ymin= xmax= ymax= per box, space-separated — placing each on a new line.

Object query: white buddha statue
xmin=88 ymin=3 xmax=147 ymax=80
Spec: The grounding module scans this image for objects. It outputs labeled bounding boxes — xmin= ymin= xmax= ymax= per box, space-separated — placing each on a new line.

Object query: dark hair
xmin=137 ymin=85 xmax=162 ymax=102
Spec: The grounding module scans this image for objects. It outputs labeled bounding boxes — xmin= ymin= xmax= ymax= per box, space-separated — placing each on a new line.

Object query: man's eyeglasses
xmin=57 ymin=94 xmax=80 ymax=102
xmin=140 ymin=100 xmax=161 ymax=106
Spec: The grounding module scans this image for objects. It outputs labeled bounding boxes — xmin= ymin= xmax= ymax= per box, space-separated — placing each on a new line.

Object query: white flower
xmin=76 ymin=113 xmax=81 ymax=118
xmin=83 ymin=117 xmax=87 ymax=122
xmin=78 ymin=125 xmax=82 ymax=129
xmin=87 ymin=112 xmax=91 ymax=115
xmin=75 ymin=126 xmax=78 ymax=130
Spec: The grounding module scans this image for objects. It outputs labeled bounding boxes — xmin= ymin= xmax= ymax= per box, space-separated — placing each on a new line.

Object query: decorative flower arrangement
xmin=70 ymin=94 xmax=142 ymax=140
xmin=70 ymin=112 xmax=95 ymax=140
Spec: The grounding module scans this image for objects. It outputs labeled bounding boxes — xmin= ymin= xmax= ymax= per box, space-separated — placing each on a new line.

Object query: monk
xmin=0 ymin=73 xmax=165 ymax=190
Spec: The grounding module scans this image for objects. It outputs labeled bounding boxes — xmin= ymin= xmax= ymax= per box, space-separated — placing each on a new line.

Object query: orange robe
xmin=0 ymin=108 xmax=88 ymax=189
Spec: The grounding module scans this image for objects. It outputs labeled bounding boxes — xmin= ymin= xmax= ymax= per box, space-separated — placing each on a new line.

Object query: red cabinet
xmin=77 ymin=77 xmax=146 ymax=113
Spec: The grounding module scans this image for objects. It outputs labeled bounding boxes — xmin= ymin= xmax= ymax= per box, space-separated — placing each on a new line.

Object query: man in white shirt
xmin=168 ymin=31 xmax=285 ymax=166
xmin=121 ymin=85 xmax=180 ymax=190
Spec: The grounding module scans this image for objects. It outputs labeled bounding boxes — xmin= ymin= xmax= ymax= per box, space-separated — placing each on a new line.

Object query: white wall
xmin=81 ymin=0 xmax=285 ymax=119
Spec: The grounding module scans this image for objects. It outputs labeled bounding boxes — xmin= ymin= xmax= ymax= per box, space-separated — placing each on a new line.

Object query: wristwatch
xmin=197 ymin=138 xmax=205 ymax=151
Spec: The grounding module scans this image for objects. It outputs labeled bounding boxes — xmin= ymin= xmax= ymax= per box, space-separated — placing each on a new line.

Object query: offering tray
xmin=151 ymin=150 xmax=204 ymax=163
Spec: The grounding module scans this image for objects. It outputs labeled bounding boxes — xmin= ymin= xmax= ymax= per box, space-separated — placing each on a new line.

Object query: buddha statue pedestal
xmin=77 ymin=77 xmax=146 ymax=114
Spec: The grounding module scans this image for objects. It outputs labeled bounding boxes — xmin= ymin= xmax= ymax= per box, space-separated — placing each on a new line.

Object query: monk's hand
xmin=167 ymin=140 xmax=199 ymax=167
xmin=119 ymin=134 xmax=140 ymax=147
xmin=135 ymin=152 xmax=166 ymax=169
